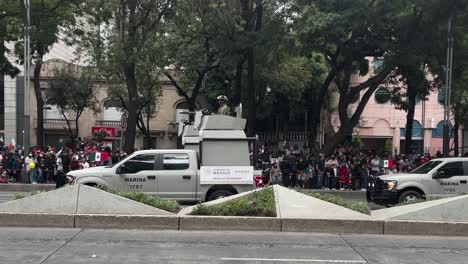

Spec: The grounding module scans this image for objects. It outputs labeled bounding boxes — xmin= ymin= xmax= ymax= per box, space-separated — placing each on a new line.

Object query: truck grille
xmin=374 ymin=178 xmax=387 ymax=191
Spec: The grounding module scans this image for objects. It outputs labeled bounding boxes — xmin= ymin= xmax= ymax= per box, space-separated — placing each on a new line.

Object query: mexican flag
xmin=88 ymin=152 xmax=99 ymax=162
xmin=379 ymin=159 xmax=393 ymax=168
xmin=89 ymin=152 xmax=108 ymax=162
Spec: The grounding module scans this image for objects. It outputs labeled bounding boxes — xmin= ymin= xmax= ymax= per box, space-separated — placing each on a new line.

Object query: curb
xmin=282 ymin=218 xmax=384 ymax=234
xmin=1 ymin=213 xmax=468 ymax=236
xmin=179 ymin=216 xmax=281 ymax=232
xmin=75 ymin=214 xmax=179 ymax=230
xmin=0 ymin=213 xmax=74 ymax=228
xmin=384 ymin=220 xmax=468 ymax=236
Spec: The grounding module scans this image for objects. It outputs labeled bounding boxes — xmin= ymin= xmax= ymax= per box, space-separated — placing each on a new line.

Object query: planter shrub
xmin=191 ymin=187 xmax=276 ymax=217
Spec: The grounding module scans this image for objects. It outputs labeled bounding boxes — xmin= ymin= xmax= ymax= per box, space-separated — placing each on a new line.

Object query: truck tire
xmin=207 ymin=190 xmax=235 ymax=201
xmin=398 ymin=190 xmax=422 ymax=204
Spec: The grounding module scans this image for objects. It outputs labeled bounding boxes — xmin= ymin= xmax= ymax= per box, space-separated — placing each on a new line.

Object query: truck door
xmin=155 ymin=152 xmax=196 ymax=201
xmin=434 ymin=161 xmax=465 ymax=196
xmin=114 ymin=153 xmax=157 ymax=194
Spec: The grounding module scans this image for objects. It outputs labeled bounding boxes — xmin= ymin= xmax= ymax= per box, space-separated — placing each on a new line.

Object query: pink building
xmin=331 ymin=59 xmax=462 ymax=155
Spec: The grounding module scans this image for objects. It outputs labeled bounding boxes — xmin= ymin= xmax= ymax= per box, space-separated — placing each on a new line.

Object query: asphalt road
xmin=1 ymin=228 xmax=468 ymax=264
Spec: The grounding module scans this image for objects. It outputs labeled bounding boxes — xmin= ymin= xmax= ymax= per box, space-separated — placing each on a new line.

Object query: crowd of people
xmin=0 ymin=139 xmax=129 ymax=186
xmin=255 ymin=143 xmax=439 ymax=191
xmin=0 ymin=136 xmax=451 ymax=192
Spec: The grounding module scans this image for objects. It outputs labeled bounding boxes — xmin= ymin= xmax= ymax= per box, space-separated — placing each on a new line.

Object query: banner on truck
xmin=200 ymin=166 xmax=254 ymax=185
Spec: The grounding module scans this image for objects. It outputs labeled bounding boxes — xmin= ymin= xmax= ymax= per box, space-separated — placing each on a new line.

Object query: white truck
xmin=67 ymin=114 xmax=263 ymax=201
xmin=367 ymin=158 xmax=468 ymax=205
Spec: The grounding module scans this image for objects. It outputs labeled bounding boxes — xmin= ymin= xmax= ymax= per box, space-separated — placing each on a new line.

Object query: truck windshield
xmin=410 ymin=160 xmax=443 ymax=174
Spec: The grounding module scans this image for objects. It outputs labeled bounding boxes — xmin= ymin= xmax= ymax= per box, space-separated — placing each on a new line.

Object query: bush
xmin=191 ymin=187 xmax=276 ymax=217
xmin=299 ymin=190 xmax=371 ymax=215
xmin=98 ymin=186 xmax=179 ymax=213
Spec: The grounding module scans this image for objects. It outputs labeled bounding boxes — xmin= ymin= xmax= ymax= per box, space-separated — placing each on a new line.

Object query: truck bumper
xmin=367 ymin=189 xmax=399 ymax=205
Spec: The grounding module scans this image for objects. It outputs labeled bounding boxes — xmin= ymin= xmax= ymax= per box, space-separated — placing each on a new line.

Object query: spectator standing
xmin=270 ymin=163 xmax=281 ymax=185
xmin=371 ymin=155 xmax=380 ymax=176
xmin=338 ymin=162 xmax=350 ymax=190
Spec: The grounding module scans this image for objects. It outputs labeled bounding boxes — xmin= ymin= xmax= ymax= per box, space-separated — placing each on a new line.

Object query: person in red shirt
xmin=338 ymin=162 xmax=350 ymax=190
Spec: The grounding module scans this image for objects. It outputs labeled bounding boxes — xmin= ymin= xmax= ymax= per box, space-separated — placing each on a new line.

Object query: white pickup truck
xmin=67 ymin=149 xmax=262 ymax=202
xmin=368 ymin=158 xmax=468 ymax=205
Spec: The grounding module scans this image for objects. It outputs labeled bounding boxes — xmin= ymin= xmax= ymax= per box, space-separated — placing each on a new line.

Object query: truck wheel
xmin=208 ymin=190 xmax=235 ymax=201
xmin=398 ymin=190 xmax=422 ymax=204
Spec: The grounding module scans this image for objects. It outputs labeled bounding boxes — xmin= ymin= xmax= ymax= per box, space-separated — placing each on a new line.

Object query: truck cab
xmin=67 ymin=114 xmax=262 ymax=202
xmin=368 ymin=158 xmax=468 ymax=205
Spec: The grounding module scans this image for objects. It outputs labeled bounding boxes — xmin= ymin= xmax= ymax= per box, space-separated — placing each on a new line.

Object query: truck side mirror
xmin=116 ymin=164 xmax=126 ymax=174
xmin=434 ymin=170 xmax=446 ymax=179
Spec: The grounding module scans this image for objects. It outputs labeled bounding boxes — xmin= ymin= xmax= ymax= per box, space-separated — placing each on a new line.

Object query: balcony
xmin=44 ymin=119 xmax=76 ymax=130
xmin=95 ymin=120 xmax=122 ymax=127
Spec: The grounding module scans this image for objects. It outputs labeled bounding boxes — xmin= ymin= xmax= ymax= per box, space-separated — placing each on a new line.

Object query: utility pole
xmin=443 ymin=14 xmax=454 ymax=157
xmin=22 ymin=0 xmax=31 ymax=153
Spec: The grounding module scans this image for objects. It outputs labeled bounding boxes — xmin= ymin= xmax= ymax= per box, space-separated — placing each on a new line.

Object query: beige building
xmin=21 ymin=59 xmax=190 ymax=150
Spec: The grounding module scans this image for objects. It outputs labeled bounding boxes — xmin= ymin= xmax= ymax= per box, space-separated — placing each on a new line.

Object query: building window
xmin=438 ymin=90 xmax=445 ymax=105
xmin=375 ymin=87 xmax=391 ymax=104
xmin=400 ymin=120 xmax=423 ymax=139
xmin=432 ymin=121 xmax=454 ymax=138
xmin=373 ymin=58 xmax=384 ymax=74
xmin=103 ymin=107 xmax=122 ymax=121
xmin=45 ymin=105 xmax=64 ymax=119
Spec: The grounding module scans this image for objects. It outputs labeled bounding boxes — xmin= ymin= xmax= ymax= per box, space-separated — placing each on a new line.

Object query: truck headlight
xmin=384 ymin=180 xmax=397 ymax=190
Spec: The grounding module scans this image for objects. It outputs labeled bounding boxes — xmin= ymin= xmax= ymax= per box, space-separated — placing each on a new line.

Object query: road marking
xmin=221 ymin=258 xmax=367 ymax=263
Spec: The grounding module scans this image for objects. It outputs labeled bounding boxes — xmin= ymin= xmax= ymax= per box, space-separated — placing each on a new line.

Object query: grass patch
xmin=98 ymin=186 xmax=180 ymax=213
xmin=298 ymin=190 xmax=371 ymax=215
xmin=191 ymin=187 xmax=276 ymax=217
xmin=14 ymin=191 xmax=45 ymax=200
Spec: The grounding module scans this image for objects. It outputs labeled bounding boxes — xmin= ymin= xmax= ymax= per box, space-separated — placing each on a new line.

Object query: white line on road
xmin=221 ymin=258 xmax=367 ymax=263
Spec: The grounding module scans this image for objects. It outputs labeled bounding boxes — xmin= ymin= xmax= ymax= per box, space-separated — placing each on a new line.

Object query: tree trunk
xmin=405 ymin=92 xmax=416 ymax=155
xmin=307 ymin=69 xmax=336 ymax=151
xmin=123 ymin=63 xmax=138 ymax=154
xmin=144 ymin=105 xmax=152 ymax=149
xmin=33 ymin=62 xmax=44 ymax=148
xmin=246 ymin=47 xmax=256 ymax=137
xmin=322 ymin=128 xmax=349 ymax=157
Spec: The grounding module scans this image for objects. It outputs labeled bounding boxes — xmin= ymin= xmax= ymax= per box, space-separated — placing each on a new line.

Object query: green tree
xmin=78 ymin=0 xmax=173 ymax=153
xmin=448 ymin=12 xmax=468 ymax=156
xmin=46 ymin=65 xmax=100 ymax=140
xmin=293 ymin=0 xmax=460 ymax=156
xmin=15 ymin=0 xmax=78 ymax=147
xmin=0 ymin=0 xmax=20 ymax=77
xmin=161 ymin=1 xmax=233 ymax=117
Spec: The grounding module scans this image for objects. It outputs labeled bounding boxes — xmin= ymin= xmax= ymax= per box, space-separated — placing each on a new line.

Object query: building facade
xmin=331 ymin=58 xmax=461 ymax=155
xmin=1 ymin=42 xmax=192 ymax=150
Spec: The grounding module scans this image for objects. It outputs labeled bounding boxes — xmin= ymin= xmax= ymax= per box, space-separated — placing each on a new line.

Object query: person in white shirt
xmin=25 ymin=153 xmax=37 ymax=183
xmin=81 ymin=159 xmax=90 ymax=169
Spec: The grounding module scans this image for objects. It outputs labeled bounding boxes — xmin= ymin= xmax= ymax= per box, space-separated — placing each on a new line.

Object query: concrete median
xmin=384 ymin=220 xmax=468 ymax=236
xmin=282 ymin=218 xmax=384 ymax=234
xmin=0 ymin=184 xmax=55 ymax=192
xmin=0 ymin=213 xmax=74 ymax=228
xmin=74 ymin=214 xmax=179 ymax=230
xmin=180 ymin=216 xmax=281 ymax=231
